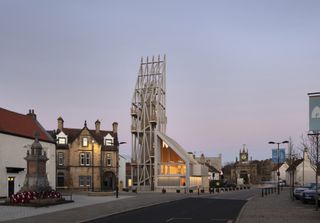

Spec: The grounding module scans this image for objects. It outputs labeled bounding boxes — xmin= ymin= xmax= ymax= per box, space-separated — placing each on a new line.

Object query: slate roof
xmin=286 ymin=159 xmax=304 ymax=172
xmin=272 ymin=163 xmax=284 ymax=171
xmin=49 ymin=126 xmax=118 ymax=150
xmin=0 ymin=107 xmax=54 ymax=143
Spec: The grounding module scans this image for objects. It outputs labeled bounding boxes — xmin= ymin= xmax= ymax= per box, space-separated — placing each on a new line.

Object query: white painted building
xmin=0 ymin=108 xmax=56 ymax=197
xmin=271 ymin=162 xmax=289 ymax=183
xmin=286 ymin=149 xmax=319 ymax=186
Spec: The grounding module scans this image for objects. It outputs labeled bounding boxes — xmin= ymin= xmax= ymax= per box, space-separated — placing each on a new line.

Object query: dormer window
xmin=58 ymin=137 xmax=66 ymax=144
xmin=56 ymin=131 xmax=68 ymax=144
xmin=104 ymin=134 xmax=114 ymax=146
xmin=105 ymin=139 xmax=113 ymax=146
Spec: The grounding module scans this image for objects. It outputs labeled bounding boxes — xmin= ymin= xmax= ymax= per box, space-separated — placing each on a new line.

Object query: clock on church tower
xmin=239 ymin=144 xmax=249 ymax=162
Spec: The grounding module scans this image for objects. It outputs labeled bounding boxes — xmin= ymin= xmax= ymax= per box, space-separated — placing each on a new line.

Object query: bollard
xmin=116 ymin=186 xmax=119 ymax=198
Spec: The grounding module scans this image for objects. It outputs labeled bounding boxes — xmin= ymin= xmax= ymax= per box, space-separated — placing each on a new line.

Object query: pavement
xmin=236 ymin=187 xmax=320 ymax=223
xmin=0 ymin=192 xmax=190 ymax=223
xmin=1 ymin=187 xmax=319 ymax=223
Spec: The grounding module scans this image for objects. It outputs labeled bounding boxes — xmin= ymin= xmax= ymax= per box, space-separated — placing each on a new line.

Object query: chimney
xmin=112 ymin=122 xmax=118 ymax=133
xmin=27 ymin=109 xmax=37 ymax=120
xmin=95 ymin=120 xmax=101 ymax=134
xmin=57 ymin=117 xmax=64 ymax=131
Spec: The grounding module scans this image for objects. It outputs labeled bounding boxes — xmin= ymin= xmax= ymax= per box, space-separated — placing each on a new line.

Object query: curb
xmin=234 ymin=195 xmax=255 ymax=223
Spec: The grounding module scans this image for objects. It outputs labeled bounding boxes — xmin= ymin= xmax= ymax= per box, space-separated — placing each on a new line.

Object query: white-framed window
xmin=80 ymin=153 xmax=85 ymax=166
xmin=58 ymin=152 xmax=64 ymax=166
xmin=104 ymin=134 xmax=114 ymax=146
xmin=58 ymin=137 xmax=66 ymax=144
xmin=85 ymin=153 xmax=91 ymax=166
xmin=80 ymin=152 xmax=91 ymax=166
xmin=106 ymin=153 xmax=112 ymax=166
xmin=79 ymin=176 xmax=91 ymax=187
xmin=82 ymin=137 xmax=88 ymax=147
xmin=105 ymin=139 xmax=113 ymax=146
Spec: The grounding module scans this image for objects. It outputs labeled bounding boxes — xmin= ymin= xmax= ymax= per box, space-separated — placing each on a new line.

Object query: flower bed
xmin=9 ymin=190 xmax=62 ymax=204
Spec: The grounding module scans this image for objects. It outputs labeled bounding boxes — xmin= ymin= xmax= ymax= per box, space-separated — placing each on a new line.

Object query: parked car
xmin=300 ymin=186 xmax=320 ymax=204
xmin=294 ymin=183 xmax=316 ymax=200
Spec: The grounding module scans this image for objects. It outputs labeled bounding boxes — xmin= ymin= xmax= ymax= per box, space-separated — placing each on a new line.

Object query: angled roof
xmin=205 ymin=163 xmax=220 ymax=173
xmin=286 ymin=159 xmax=304 ymax=172
xmin=156 ymin=131 xmax=197 ymax=164
xmin=0 ymin=107 xmax=54 ymax=143
xmin=50 ymin=126 xmax=117 ymax=149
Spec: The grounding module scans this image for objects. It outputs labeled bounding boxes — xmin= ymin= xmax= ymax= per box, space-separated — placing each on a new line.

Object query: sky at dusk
xmin=1 ymin=0 xmax=320 ymax=164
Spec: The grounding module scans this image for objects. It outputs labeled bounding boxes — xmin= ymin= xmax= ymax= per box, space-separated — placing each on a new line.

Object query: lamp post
xmin=269 ymin=140 xmax=289 ymax=195
xmin=92 ymin=139 xmax=95 ymax=192
xmin=307 ymin=132 xmax=319 ymax=211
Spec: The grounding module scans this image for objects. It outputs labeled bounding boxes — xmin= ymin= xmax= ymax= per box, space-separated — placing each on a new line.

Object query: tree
xmin=300 ymin=134 xmax=320 ymax=173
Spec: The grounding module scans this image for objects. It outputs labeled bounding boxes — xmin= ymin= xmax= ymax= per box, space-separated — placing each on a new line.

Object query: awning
xmin=6 ymin=167 xmax=25 ymax=173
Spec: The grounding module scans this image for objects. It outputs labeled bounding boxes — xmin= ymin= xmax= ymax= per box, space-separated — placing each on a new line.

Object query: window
xmin=79 ymin=176 xmax=91 ymax=187
xmin=105 ymin=139 xmax=113 ymax=146
xmin=82 ymin=137 xmax=88 ymax=147
xmin=80 ymin=153 xmax=85 ymax=166
xmin=86 ymin=153 xmax=91 ymax=166
xmin=106 ymin=153 xmax=112 ymax=166
xmin=80 ymin=152 xmax=91 ymax=166
xmin=57 ymin=172 xmax=65 ymax=187
xmin=58 ymin=152 xmax=64 ymax=166
xmin=58 ymin=137 xmax=66 ymax=144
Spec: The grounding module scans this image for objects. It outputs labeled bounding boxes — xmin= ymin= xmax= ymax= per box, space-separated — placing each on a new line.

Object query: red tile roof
xmin=0 ymin=107 xmax=54 ymax=143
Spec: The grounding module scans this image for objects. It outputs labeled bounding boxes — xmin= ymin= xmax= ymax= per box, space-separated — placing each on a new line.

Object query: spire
xmin=84 ymin=120 xmax=87 ymax=128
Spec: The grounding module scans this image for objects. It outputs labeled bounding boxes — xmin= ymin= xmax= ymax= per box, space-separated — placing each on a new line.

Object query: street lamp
xmin=92 ymin=139 xmax=95 ymax=192
xmin=269 ymin=140 xmax=289 ymax=195
xmin=116 ymin=141 xmax=127 ymax=198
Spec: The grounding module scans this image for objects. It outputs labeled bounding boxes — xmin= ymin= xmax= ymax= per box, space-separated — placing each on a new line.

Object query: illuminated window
xmin=82 ymin=137 xmax=88 ymax=147
xmin=105 ymin=139 xmax=113 ymax=146
xmin=58 ymin=137 xmax=66 ymax=144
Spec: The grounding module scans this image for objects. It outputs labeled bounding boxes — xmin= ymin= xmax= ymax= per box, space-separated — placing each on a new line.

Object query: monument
xmin=21 ymin=133 xmax=51 ymax=192
xmin=8 ymin=134 xmax=64 ymax=205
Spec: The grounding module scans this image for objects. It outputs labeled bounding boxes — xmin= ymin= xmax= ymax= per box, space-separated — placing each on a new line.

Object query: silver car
xmin=294 ymin=183 xmax=316 ymax=200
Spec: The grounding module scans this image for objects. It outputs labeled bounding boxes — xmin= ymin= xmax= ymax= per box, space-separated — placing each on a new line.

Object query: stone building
xmin=231 ymin=145 xmax=258 ymax=185
xmin=49 ymin=118 xmax=120 ymax=191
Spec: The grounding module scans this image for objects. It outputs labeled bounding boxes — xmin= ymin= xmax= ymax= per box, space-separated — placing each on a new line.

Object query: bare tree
xmin=287 ymin=137 xmax=296 ymax=164
xmin=300 ymin=134 xmax=319 ymax=172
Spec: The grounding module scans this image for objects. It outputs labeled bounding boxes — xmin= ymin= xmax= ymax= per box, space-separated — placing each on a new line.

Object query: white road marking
xmin=166 ymin=217 xmax=192 ymax=222
xmin=210 ymin=218 xmax=232 ymax=222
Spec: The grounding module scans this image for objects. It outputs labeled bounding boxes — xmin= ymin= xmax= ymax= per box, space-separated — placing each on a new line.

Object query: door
xmin=8 ymin=177 xmax=15 ymax=197
xmin=102 ymin=172 xmax=116 ymax=191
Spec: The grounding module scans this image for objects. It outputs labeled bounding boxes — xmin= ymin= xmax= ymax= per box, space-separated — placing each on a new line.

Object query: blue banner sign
xmin=309 ymin=93 xmax=320 ymax=131
xmin=272 ymin=149 xmax=286 ymax=164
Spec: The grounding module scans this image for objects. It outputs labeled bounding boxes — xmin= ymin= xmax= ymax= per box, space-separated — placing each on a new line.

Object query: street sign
xmin=272 ymin=149 xmax=285 ymax=164
xmin=309 ymin=93 xmax=320 ymax=131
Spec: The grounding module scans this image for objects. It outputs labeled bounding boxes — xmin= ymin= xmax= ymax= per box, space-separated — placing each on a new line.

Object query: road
xmin=88 ymin=189 xmax=257 ymax=223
